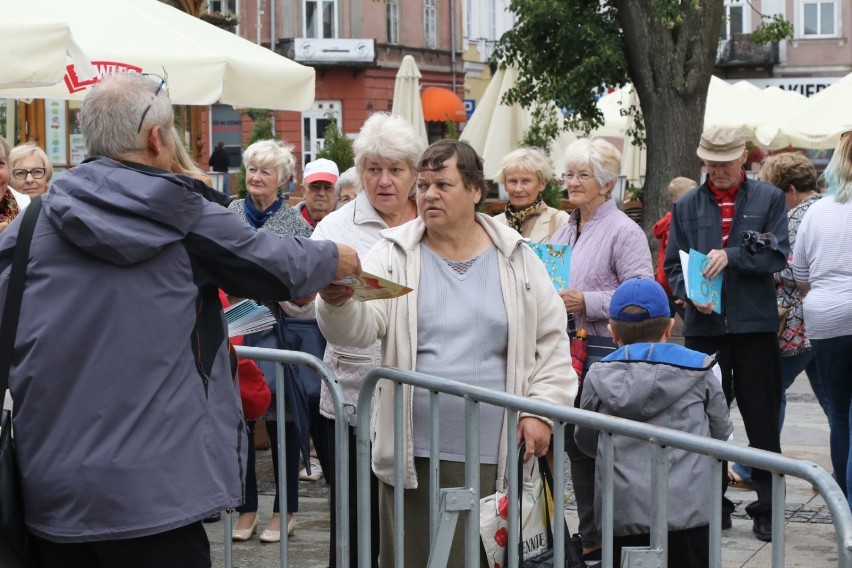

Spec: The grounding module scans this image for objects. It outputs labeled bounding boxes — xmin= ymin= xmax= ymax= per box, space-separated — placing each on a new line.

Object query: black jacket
xmin=664 ymin=175 xmax=789 ymax=336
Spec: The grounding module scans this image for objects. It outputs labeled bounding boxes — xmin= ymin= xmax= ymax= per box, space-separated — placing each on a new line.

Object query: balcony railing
xmin=716 ymin=34 xmax=779 ymax=67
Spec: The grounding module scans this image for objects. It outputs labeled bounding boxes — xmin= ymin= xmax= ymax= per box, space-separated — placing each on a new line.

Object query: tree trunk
xmin=613 ymin=0 xmax=725 ymax=233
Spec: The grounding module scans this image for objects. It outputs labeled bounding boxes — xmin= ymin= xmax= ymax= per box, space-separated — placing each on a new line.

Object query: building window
xmin=719 ymin=2 xmax=746 ymax=40
xmin=209 ymin=0 xmax=238 ymax=14
xmin=388 ymin=0 xmax=399 ymax=44
xmin=488 ymin=0 xmax=497 ymax=40
xmin=465 ymin=0 xmax=472 ymax=37
xmin=304 ymin=0 xmax=337 ymax=39
xmin=801 ymin=0 xmax=837 ymax=37
xmin=302 ymin=101 xmax=342 ymax=166
xmin=424 ymin=0 xmax=437 ymax=49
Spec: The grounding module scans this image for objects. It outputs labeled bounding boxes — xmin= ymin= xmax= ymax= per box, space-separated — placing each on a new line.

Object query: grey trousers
xmin=378 ymin=458 xmax=496 ymax=568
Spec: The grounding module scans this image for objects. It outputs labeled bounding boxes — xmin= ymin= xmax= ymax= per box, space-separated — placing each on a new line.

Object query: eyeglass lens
xmin=12 ymin=168 xmax=46 ymax=180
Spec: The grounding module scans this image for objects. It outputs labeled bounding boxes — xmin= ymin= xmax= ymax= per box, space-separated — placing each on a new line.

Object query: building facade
xmin=716 ymin=0 xmax=850 ymax=93
xmin=204 ymin=0 xmax=466 ymax=178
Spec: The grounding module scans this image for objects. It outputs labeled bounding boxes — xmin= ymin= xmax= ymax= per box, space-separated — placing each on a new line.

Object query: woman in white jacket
xmin=310 ymin=112 xmax=425 ymax=568
xmin=317 ymin=140 xmax=576 ymax=567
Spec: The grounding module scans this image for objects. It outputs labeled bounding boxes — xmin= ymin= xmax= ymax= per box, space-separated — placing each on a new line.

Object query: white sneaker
xmin=298 ymin=458 xmax=323 ymax=481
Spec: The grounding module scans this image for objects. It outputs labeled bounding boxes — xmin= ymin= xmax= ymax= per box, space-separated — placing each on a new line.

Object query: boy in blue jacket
xmin=574 ymin=278 xmax=733 ymax=567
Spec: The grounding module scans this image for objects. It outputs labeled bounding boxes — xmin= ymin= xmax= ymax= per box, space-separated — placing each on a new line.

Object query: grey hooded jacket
xmin=574 ymin=342 xmax=733 ymax=536
xmin=0 ymin=157 xmax=339 ymax=543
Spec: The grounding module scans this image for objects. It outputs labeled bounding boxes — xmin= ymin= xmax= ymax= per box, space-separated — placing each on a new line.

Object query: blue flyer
xmin=687 ymin=249 xmax=723 ymax=314
xmin=529 ymin=243 xmax=572 ymax=291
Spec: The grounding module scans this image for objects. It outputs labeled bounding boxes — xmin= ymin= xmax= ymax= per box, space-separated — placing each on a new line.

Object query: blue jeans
xmin=733 ymin=350 xmax=822 ymax=484
xmin=812 ymin=335 xmax=852 ymax=510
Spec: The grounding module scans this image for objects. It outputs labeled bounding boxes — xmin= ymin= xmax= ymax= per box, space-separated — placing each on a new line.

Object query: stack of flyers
xmin=224 ymin=299 xmax=277 ymax=337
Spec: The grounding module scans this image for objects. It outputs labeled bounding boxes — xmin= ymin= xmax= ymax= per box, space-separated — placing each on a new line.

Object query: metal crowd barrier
xmin=355 ymin=367 xmax=852 ymax=568
xmin=232 ymin=346 xmax=353 ymax=568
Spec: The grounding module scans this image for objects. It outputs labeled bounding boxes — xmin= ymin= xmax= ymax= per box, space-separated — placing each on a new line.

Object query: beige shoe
xmin=231 ymin=514 xmax=258 ymax=542
xmin=259 ymin=514 xmax=295 ymax=543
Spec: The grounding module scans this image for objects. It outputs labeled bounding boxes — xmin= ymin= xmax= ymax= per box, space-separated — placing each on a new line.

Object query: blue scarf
xmin=244 ymin=195 xmax=284 ymax=229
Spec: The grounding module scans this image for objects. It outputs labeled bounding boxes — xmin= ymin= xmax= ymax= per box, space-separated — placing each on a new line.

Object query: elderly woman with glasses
xmin=228 ymin=139 xmax=313 ymax=544
xmin=549 ymin=137 xmax=652 ymax=562
xmin=9 ymin=142 xmax=52 ymax=199
xmin=335 ymin=166 xmax=359 ymax=205
xmin=493 ymin=146 xmax=569 ymax=242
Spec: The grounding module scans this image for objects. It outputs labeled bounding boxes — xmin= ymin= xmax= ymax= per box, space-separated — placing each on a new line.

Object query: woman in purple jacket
xmin=550 ymin=138 xmax=653 ymax=336
xmin=550 ymin=137 xmax=653 ymax=561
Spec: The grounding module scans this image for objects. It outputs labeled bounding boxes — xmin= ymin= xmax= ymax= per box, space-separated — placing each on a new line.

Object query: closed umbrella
xmin=0 ymin=0 xmax=314 ymax=111
xmin=460 ymin=66 xmax=575 ymax=179
xmin=391 ymin=55 xmax=428 ymax=147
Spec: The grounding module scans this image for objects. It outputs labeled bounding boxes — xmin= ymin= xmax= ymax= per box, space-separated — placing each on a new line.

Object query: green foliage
xmin=317 ymin=110 xmax=354 ymax=171
xmin=540 ymin=178 xmax=564 ymax=209
xmin=491 ymin=0 xmax=629 ymax=136
xmin=443 ymin=117 xmax=459 ymax=140
xmin=237 ymin=108 xmax=274 ymax=198
xmin=752 ymin=13 xmax=794 ymax=44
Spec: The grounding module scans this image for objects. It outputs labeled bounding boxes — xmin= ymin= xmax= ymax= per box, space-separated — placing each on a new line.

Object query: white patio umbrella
xmin=754 ymin=72 xmax=852 ymax=150
xmin=1 ymin=8 xmax=94 ymax=88
xmin=0 ymin=0 xmax=314 ymax=111
xmin=460 ymin=66 xmax=575 ymax=180
xmin=619 ymin=89 xmax=646 ymax=192
xmin=391 ymin=55 xmax=428 ymax=147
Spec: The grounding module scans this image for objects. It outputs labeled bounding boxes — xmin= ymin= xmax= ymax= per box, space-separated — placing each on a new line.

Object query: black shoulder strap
xmin=0 ymin=198 xmax=43 ymax=393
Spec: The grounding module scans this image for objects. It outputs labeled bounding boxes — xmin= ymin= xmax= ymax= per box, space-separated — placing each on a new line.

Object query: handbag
xmin=480 ymin=442 xmax=583 ymax=568
xmin=582 ymin=335 xmax=618 ymax=375
xmin=0 ymin=199 xmax=43 ymax=568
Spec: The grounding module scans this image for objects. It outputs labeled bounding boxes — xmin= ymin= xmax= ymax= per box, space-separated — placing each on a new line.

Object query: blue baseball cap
xmin=609 ymin=278 xmax=671 ymax=322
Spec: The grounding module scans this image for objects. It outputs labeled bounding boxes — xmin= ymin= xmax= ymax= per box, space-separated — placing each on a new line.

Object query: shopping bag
xmin=479 ymin=444 xmax=583 ymax=568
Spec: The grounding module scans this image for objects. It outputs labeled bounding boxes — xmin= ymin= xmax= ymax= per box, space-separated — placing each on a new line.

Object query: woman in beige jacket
xmin=317 ymin=140 xmax=576 ymax=567
xmin=493 ymin=146 xmax=569 ymax=242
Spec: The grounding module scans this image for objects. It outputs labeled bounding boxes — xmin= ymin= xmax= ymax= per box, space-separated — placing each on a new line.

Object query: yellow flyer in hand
xmin=333 ymin=272 xmax=412 ymax=301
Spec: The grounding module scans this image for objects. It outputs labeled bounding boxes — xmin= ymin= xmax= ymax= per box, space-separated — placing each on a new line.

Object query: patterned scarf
xmin=0 ymin=188 xmax=20 ymax=224
xmin=504 ymin=193 xmax=544 ymax=235
xmin=243 ymin=194 xmax=284 ymax=230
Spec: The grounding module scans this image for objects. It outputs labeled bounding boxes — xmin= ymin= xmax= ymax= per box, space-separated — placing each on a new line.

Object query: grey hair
xmin=80 ymin=72 xmax=173 ymax=159
xmin=564 ymin=138 xmax=622 ymax=192
xmin=242 ymin=140 xmax=296 ymax=184
xmin=335 ymin=166 xmax=360 ymax=198
xmin=9 ymin=141 xmax=53 ymax=184
xmin=353 ymin=113 xmax=426 ymax=179
xmin=495 ymin=146 xmax=553 ymax=185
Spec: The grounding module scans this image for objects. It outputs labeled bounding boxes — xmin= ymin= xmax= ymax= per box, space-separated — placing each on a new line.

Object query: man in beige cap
xmin=663 ymin=125 xmax=789 ymax=542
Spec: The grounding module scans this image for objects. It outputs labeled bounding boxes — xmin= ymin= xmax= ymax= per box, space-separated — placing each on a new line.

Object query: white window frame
xmin=488 ymin=0 xmax=497 ymax=40
xmin=799 ymin=0 xmax=839 ymax=38
xmin=301 ymin=101 xmax=342 ymax=167
xmin=720 ymin=1 xmax=750 ymax=40
xmin=388 ymin=0 xmax=400 ymax=44
xmin=303 ymin=0 xmax=338 ymax=39
xmin=424 ymin=0 xmax=437 ymax=49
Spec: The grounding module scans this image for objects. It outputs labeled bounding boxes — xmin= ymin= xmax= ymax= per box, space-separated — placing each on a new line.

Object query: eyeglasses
xmin=12 ymin=168 xmax=46 ymax=180
xmin=136 ymin=72 xmax=168 ymax=134
xmin=562 ymin=172 xmax=593 ymax=183
xmin=307 ymin=183 xmax=334 ymax=194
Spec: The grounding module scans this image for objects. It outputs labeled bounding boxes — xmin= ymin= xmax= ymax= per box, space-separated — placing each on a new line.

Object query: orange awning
xmin=421 ymin=87 xmax=467 ymax=122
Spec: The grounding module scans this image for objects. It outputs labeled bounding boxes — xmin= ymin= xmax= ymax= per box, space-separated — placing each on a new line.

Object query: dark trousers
xmin=613 ymin=524 xmax=709 ymax=568
xmin=565 ymin=383 xmax=600 ymax=548
xmin=317 ymin=416 xmax=379 ymax=568
xmin=686 ymin=333 xmax=782 ymax=518
xmin=237 ymin=419 xmax=300 ymax=514
xmin=35 ymin=522 xmax=210 ymax=568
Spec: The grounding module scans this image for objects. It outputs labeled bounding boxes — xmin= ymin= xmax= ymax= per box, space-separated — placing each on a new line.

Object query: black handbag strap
xmin=0 ymin=198 xmax=43 ymax=394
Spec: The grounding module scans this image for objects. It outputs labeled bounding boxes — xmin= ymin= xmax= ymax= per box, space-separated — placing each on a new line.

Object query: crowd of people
xmin=0 ymin=70 xmax=847 ymax=568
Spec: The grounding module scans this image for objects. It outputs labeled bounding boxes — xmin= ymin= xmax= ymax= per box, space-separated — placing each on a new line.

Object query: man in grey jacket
xmin=664 ymin=126 xmax=789 ymax=542
xmin=0 ymin=72 xmax=360 ymax=568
